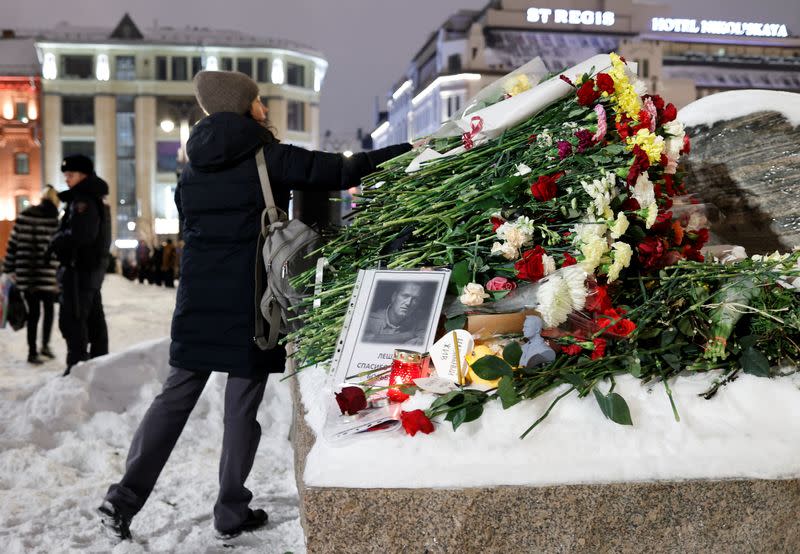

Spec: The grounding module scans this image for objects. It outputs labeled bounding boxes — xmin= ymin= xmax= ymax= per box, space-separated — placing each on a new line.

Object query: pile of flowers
xmin=291 ymin=53 xmax=800 ymax=438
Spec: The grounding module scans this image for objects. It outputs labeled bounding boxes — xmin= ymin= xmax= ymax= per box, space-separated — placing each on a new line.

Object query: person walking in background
xmin=98 ymin=70 xmax=412 ymax=543
xmin=49 ymin=155 xmax=112 ymax=376
xmin=135 ymin=239 xmax=151 ymax=284
xmin=2 ymin=185 xmax=61 ymax=364
xmin=161 ymin=239 xmax=177 ymax=288
xmin=150 ymin=244 xmax=164 ymax=286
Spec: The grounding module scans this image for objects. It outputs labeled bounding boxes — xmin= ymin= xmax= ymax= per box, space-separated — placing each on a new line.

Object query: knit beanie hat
xmin=61 ymin=154 xmax=94 ymax=174
xmin=194 ymin=70 xmax=260 ymax=115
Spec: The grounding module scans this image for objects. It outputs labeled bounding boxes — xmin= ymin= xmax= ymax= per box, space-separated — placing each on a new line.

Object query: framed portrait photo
xmin=329 ymin=269 xmax=451 ymax=386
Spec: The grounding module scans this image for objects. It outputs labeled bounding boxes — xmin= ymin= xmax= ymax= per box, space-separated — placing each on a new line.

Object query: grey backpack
xmin=254 ymin=149 xmax=322 ymax=350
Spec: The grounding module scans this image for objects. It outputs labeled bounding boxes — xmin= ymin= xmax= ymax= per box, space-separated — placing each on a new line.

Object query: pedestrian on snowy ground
xmin=48 ymin=155 xmax=112 ymax=376
xmin=149 ymin=244 xmax=164 ymax=286
xmin=2 ymin=185 xmax=61 ymax=364
xmin=98 ymin=70 xmax=412 ymax=543
xmin=161 ymin=239 xmax=177 ymax=288
xmin=135 ymin=239 xmax=150 ymax=284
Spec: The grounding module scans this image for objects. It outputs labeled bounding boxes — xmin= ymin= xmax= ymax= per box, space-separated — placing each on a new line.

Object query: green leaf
xmin=471 ymin=355 xmax=513 ymax=380
xmin=568 ymin=107 xmax=587 ymax=118
xmin=740 ymin=346 xmax=770 ymax=377
xmin=661 ymin=352 xmax=681 ymax=371
xmin=637 ymin=328 xmax=661 ymax=340
xmin=491 ymin=290 xmax=510 ymax=301
xmin=450 ymin=407 xmax=467 ymax=430
xmin=660 ymin=327 xmax=678 ymax=348
xmin=627 ymin=225 xmax=646 ymax=241
xmin=593 ymin=389 xmax=634 ymax=426
xmin=502 ymin=342 xmax=523 ymax=366
xmin=451 ymin=260 xmax=471 ymax=289
xmin=603 ymin=143 xmax=625 ymax=155
xmin=677 ymin=317 xmax=694 ymax=337
xmin=738 ymin=335 xmax=757 ymax=350
xmin=463 ymin=403 xmax=484 ymax=423
xmin=561 ymin=371 xmax=588 ymax=389
xmin=497 ymin=375 xmax=521 ymax=409
xmin=444 ymin=315 xmax=467 ymax=332
xmin=430 ymin=391 xmax=463 ymax=411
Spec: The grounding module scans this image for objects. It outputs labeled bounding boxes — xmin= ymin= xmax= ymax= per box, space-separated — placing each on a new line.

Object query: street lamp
xmin=160 ymin=119 xmax=175 ymax=133
xmin=343 ymin=150 xmax=353 ymax=158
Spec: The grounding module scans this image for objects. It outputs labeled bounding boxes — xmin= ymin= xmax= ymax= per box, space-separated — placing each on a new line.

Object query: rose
xmin=598 ymin=308 xmax=636 ymax=337
xmin=596 ymin=73 xmax=614 ymax=95
xmin=530 ymin=172 xmax=563 ymax=202
xmin=585 ymin=284 xmax=612 ymax=313
xmin=515 ymin=245 xmax=548 ymax=282
xmin=401 ymin=409 xmax=434 ymax=436
xmin=335 ymin=386 xmax=367 ymax=416
xmin=576 ymin=78 xmax=601 ymax=106
xmin=460 ymin=282 xmax=490 ymax=306
xmin=486 ymin=276 xmax=517 ymax=292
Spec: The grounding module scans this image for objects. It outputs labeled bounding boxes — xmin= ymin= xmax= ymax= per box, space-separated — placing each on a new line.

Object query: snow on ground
xmin=299 ymin=364 xmax=800 ymax=489
xmin=678 ymin=89 xmax=800 ymax=128
xmin=0 ymin=275 xmax=304 ymax=553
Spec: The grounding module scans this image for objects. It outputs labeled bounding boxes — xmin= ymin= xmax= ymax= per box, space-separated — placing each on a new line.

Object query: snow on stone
xmin=679 ymin=89 xmax=800 ymax=128
xmin=0 ymin=275 xmax=303 ymax=553
xmin=299 ymin=364 xmax=800 ymax=489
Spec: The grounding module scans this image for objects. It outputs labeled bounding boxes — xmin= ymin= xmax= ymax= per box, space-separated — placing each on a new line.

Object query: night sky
xmin=6 ymin=0 xmax=800 ymax=144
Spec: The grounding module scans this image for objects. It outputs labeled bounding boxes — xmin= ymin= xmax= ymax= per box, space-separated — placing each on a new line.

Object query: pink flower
xmin=485 ymin=276 xmax=517 ymax=292
xmin=643 ymin=97 xmax=658 ymax=133
xmin=592 ymin=104 xmax=607 ymax=143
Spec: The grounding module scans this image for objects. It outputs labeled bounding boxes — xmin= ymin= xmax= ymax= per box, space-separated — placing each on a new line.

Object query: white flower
xmin=537 ymin=129 xmax=553 ymax=147
xmin=537 ymin=275 xmax=573 ymax=328
xmin=633 ymin=78 xmax=648 ymax=96
xmin=664 ymin=155 xmax=678 ymax=175
xmin=572 ymin=220 xmax=607 ymax=245
xmin=645 ymin=202 xmax=658 ymax=229
xmin=607 ymin=242 xmax=633 ymax=283
xmin=561 ymin=265 xmax=588 ymax=311
xmin=580 ymin=234 xmax=610 ymax=273
xmin=491 ymin=241 xmax=519 ymax=260
xmin=542 ymin=254 xmax=557 ymax=276
xmin=514 ymin=163 xmax=532 ymax=176
xmin=686 ymin=212 xmax=708 ymax=231
xmin=609 ymin=212 xmax=630 ymax=239
xmin=562 ymin=121 xmax=578 ymax=129
xmin=497 ymin=217 xmax=535 ymax=249
xmin=513 ymin=216 xmax=536 ymax=235
xmin=663 ymin=120 xmax=685 ymax=138
xmin=633 ymin=173 xmax=655 ymax=208
xmin=460 ymin=283 xmax=490 ymax=306
xmin=503 ymin=226 xmax=531 ymax=249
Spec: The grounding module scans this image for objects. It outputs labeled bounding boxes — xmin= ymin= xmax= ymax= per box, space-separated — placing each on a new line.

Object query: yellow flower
xmin=627 ymin=129 xmax=665 ymax=164
xmin=608 ymin=53 xmax=642 ymax=121
xmin=580 ymin=235 xmax=610 ymax=273
xmin=504 ymin=74 xmax=532 ymax=97
xmin=607 ymin=242 xmax=633 ymax=283
xmin=610 ymin=212 xmax=630 ymax=239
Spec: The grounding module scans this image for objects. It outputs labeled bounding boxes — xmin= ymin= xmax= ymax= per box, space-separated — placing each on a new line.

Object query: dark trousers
xmin=105 ymin=366 xmax=268 ymax=532
xmin=163 ymin=269 xmax=175 ymax=288
xmin=59 ymin=286 xmax=109 ymax=366
xmin=23 ymin=290 xmax=56 ymax=356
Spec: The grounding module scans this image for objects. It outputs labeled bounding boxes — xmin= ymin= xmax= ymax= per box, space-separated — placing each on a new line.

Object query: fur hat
xmin=194 ymin=70 xmax=260 ymax=115
xmin=61 ymin=154 xmax=94 ymax=174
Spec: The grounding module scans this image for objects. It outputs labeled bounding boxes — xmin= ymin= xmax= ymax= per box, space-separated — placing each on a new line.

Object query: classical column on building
xmin=308 ymin=102 xmax=320 ymax=149
xmin=94 ymin=95 xmax=118 ymax=244
xmin=265 ymin=96 xmax=287 ymax=140
xmin=42 ymin=93 xmax=62 ymax=187
xmin=134 ymin=95 xmax=156 ymax=240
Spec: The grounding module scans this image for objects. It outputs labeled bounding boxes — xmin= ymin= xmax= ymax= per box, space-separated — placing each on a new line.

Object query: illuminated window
xmin=14 ymin=153 xmax=30 ymax=175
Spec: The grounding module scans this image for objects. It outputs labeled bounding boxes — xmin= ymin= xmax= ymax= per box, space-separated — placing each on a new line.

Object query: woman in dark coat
xmin=2 ymin=185 xmax=60 ymax=363
xmin=99 ymin=70 xmax=411 ymax=542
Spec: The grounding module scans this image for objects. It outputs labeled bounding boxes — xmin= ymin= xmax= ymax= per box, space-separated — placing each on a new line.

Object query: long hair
xmin=41 ymin=185 xmax=60 ymax=208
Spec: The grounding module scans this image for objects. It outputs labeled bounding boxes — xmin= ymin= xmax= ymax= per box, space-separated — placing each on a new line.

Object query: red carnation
xmin=515 ymin=245 xmax=548 ymax=282
xmin=638 ymin=236 xmax=669 ymax=271
xmin=598 ymin=308 xmax=636 ymax=337
xmin=634 ymin=109 xmax=652 ymax=133
xmin=557 ymin=140 xmax=573 ymax=159
xmin=591 ymin=338 xmax=607 ymax=360
xmin=649 ymin=211 xmax=674 ymax=235
xmin=562 ymin=252 xmax=578 ymax=267
xmin=530 ymin=172 xmax=563 ymax=202
xmin=627 ymin=145 xmax=651 ymax=188
xmin=644 ymin=94 xmax=665 ymax=113
xmin=661 ymin=103 xmax=677 ymax=124
xmin=596 ymin=73 xmax=614 ymax=95
xmin=491 ymin=215 xmax=505 ymax=232
xmin=680 ymin=134 xmax=691 ymax=155
xmin=527 ymin=133 xmax=538 ymax=144
xmin=576 ymin=78 xmax=602 ymax=106
xmin=335 ymin=386 xmax=367 ymax=416
xmin=585 ymin=284 xmax=613 ymax=313
xmin=401 ymin=410 xmax=434 ymax=437
xmin=561 ymin=344 xmax=582 ymax=356
xmin=616 ymin=117 xmax=633 ymax=141
xmin=575 ymin=129 xmax=595 ymax=153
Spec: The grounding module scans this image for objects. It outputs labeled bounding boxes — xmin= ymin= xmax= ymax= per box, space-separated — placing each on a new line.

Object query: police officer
xmin=49 ymin=154 xmax=111 ymax=376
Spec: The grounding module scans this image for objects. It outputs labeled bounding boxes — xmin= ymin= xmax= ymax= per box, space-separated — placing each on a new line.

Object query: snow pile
xmin=299 ymin=365 xmax=800 ymax=489
xmin=0 ymin=276 xmax=303 ymax=553
xmin=678 ymin=89 xmax=800 ymax=128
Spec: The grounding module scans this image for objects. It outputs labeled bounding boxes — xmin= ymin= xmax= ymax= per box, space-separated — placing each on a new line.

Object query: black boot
xmin=62 ymin=365 xmax=73 ymax=377
xmin=215 ymin=509 xmax=269 ymax=541
xmin=40 ymin=345 xmax=55 ymax=359
xmin=27 ymin=353 xmax=43 ymax=365
xmin=98 ymin=500 xmax=132 ymax=541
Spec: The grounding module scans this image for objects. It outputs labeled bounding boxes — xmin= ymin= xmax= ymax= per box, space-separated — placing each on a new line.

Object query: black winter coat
xmin=170 ymin=113 xmax=411 ymax=377
xmin=2 ymin=201 xmax=60 ymax=293
xmin=50 ymin=175 xmax=112 ymax=291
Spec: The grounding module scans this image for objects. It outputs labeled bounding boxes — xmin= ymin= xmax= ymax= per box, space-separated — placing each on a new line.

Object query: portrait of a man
xmin=361 ymin=280 xmax=437 ymax=346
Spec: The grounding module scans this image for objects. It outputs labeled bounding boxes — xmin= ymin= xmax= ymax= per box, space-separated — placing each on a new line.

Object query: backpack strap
xmin=255 ymin=148 xmax=280 ymax=225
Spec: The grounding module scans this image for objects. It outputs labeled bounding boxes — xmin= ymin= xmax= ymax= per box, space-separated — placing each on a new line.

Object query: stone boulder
xmin=679 ymin=90 xmax=800 ymax=253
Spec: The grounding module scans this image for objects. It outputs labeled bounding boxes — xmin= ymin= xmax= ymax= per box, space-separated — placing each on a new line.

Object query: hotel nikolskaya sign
xmin=651 ymin=17 xmax=789 ymax=38
xmin=526 ymin=7 xmax=615 ymax=27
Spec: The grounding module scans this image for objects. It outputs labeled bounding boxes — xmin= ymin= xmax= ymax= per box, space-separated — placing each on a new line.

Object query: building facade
xmin=0 ymin=35 xmax=42 ymax=258
xmin=21 ymin=14 xmax=327 ymax=248
xmin=372 ymin=0 xmax=800 ymax=147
